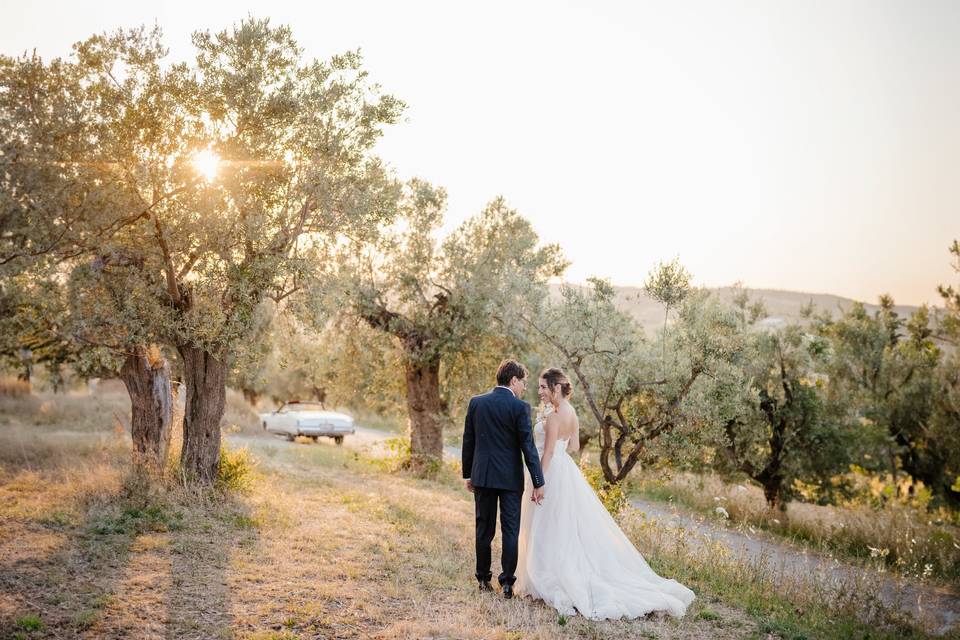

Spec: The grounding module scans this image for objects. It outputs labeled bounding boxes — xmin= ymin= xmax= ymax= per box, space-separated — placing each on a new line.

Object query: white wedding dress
xmin=515 ymin=418 xmax=695 ymax=619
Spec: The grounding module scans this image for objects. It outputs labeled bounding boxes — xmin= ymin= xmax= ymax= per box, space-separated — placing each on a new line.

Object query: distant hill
xmin=549 ymin=284 xmax=923 ymax=337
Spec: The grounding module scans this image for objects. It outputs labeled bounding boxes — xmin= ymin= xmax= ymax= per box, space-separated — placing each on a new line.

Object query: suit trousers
xmin=473 ymin=486 xmax=522 ymax=586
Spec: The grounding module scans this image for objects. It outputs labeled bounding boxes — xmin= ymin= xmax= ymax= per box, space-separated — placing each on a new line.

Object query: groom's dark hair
xmin=496 ymin=359 xmax=528 ymax=386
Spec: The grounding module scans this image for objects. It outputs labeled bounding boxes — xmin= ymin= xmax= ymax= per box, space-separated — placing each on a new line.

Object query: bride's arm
xmin=539 ymin=413 xmax=560 ymax=475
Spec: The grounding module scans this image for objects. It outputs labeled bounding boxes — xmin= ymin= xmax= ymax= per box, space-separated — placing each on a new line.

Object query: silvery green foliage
xmin=228 ymin=299 xmax=276 ymax=396
xmin=0 ymin=274 xmax=90 ymax=386
xmin=818 ymin=296 xmax=958 ymax=505
xmin=2 ymin=19 xmax=403 ymax=358
xmin=332 ymin=178 xmax=566 ymax=372
xmin=247 ymin=311 xmax=407 ymax=417
xmin=933 ymin=242 xmax=960 ymax=500
xmin=643 ymin=257 xmax=692 ymax=318
xmin=531 ymin=278 xmax=745 ymax=483
xmin=319 ymin=180 xmax=565 ymax=460
xmin=722 ymin=320 xmax=853 ymax=507
xmin=937 ymin=240 xmax=960 ymax=345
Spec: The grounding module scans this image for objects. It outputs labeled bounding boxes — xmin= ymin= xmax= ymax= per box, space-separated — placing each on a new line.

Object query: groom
xmin=462 ymin=359 xmax=544 ymax=599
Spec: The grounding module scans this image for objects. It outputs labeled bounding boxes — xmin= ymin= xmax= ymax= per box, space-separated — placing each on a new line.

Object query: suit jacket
xmin=462 ymin=387 xmax=544 ymax=491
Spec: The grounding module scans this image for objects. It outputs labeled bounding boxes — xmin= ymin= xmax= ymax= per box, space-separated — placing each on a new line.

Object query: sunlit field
xmin=2 ymin=386 xmax=957 ymax=639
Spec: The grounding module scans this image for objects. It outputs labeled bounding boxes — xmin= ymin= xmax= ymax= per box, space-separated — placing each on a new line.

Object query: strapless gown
xmin=515 ymin=419 xmax=695 ymax=619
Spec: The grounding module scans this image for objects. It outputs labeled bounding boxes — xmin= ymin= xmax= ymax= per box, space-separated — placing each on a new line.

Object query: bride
xmin=515 ymin=367 xmax=695 ymax=620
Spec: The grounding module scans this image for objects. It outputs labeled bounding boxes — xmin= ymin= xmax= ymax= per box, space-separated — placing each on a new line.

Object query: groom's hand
xmin=465 ymin=479 xmax=474 ymax=493
xmin=532 ymin=486 xmax=544 ymax=504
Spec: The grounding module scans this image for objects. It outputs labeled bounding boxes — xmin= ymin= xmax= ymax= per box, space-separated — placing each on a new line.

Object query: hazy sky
xmin=3 ymin=1 xmax=958 ymax=305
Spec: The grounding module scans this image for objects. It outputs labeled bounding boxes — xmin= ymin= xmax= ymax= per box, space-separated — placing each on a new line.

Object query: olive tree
xmin=721 ymin=323 xmax=853 ymax=508
xmin=330 ymin=179 xmax=566 ymax=466
xmin=644 ymin=256 xmax=692 ymax=374
xmin=817 ymin=297 xmax=949 ymax=502
xmin=932 ymin=240 xmax=960 ymax=503
xmin=526 ymin=274 xmax=744 ymax=484
xmin=1 ymin=20 xmax=402 ymax=481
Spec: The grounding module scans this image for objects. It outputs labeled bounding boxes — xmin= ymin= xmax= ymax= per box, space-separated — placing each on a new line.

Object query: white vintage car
xmin=260 ymin=401 xmax=355 ymax=444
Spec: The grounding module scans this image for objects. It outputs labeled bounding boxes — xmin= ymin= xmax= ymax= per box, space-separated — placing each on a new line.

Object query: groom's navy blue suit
xmin=462 ymin=386 xmax=544 ymax=587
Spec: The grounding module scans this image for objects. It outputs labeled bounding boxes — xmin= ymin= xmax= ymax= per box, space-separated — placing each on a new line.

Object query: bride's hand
xmin=532 ymin=486 xmax=544 ymax=504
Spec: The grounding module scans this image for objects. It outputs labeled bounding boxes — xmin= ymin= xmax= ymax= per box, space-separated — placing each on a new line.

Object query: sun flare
xmin=191 ymin=149 xmax=220 ymax=182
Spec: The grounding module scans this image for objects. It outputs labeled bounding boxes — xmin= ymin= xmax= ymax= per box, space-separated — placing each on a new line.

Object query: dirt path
xmin=290 ymin=425 xmax=960 ymax=636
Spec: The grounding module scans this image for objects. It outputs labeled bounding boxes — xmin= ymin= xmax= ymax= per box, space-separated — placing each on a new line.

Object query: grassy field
xmin=1 ymin=389 xmax=955 ymax=639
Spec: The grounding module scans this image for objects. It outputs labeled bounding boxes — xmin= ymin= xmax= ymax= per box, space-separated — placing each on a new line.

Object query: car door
xmin=267 ymin=405 xmax=290 ymax=435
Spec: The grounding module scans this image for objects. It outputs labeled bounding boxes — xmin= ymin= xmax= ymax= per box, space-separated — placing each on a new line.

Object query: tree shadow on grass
xmin=0 ymin=462 xmax=259 ymax=640
xmin=0 ymin=468 xmax=175 ymax=638
xmin=162 ymin=492 xmax=257 ymax=640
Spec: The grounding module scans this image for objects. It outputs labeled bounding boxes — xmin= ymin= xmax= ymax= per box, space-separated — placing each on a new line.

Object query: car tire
xmin=334 ymin=436 xmax=344 ymax=446
xmin=285 ymin=433 xmax=296 ymax=442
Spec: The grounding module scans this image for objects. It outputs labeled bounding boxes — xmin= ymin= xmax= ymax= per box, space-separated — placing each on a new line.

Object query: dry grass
xmin=0 ymin=382 xmax=130 ymax=432
xmin=180 ymin=439 xmax=755 ymax=640
xmin=222 ymin=389 xmax=262 ymax=434
xmin=630 ymin=471 xmax=960 ymax=584
xmin=1 ymin=388 xmax=953 ymax=639
xmin=0 ymin=377 xmax=31 ymax=398
xmin=0 ymin=383 xmax=132 ymax=473
xmin=0 ymin=389 xmax=747 ymax=639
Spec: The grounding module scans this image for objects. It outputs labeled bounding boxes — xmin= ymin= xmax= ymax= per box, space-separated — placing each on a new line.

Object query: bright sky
xmin=4 ymin=0 xmax=958 ymax=306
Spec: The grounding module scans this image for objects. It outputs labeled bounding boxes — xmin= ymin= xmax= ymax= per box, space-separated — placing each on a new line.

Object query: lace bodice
xmin=534 ymin=420 xmax=545 ymax=454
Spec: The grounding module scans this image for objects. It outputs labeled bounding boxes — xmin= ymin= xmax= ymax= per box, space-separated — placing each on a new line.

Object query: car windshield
xmin=283 ymin=402 xmax=325 ymax=411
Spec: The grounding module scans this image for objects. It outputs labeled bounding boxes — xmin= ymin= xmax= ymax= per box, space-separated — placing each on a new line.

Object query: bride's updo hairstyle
xmin=541 ymin=367 xmax=573 ymax=399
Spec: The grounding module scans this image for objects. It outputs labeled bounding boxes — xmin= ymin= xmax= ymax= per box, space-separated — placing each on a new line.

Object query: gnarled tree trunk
xmin=756 ymin=391 xmax=788 ymax=510
xmin=241 ymin=387 xmax=259 ymax=407
xmin=119 ymin=348 xmax=174 ymax=470
xmin=179 ymin=345 xmax=228 ymax=483
xmin=404 ymin=357 xmax=444 ymax=466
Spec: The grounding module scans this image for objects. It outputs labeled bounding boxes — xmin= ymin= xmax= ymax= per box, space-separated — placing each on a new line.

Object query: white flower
xmin=714 ymin=506 xmax=730 ymax=519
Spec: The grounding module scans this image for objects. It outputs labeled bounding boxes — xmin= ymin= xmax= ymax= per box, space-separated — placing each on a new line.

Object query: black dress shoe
xmin=502 ymin=584 xmax=514 ymax=599
xmin=478 ymin=580 xmax=494 ymax=592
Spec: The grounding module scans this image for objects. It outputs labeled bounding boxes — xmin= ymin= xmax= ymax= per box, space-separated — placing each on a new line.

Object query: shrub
xmin=379 ymin=434 xmax=443 ymax=476
xmin=580 ymin=455 xmax=628 ymax=515
xmin=216 ymin=444 xmax=257 ymax=494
